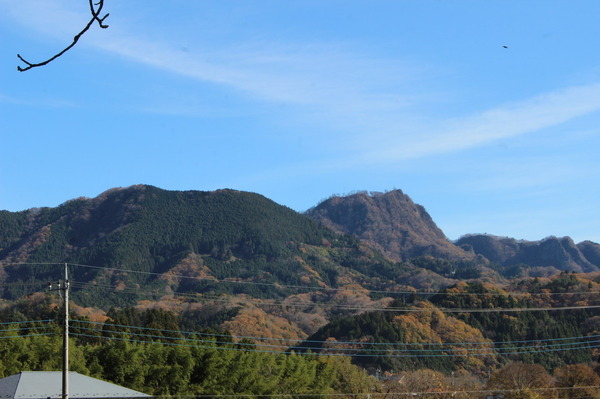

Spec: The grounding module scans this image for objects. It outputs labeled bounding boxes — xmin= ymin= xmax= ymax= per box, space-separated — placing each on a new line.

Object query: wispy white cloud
xmin=360 ymin=82 xmax=600 ymax=163
xmin=90 ymin=34 xmax=426 ymax=129
xmin=462 ymin=162 xmax=573 ymax=192
xmin=0 ymin=91 xmax=77 ymax=108
xmin=0 ymin=0 xmax=88 ymax=41
xmin=6 ymin=1 xmax=600 ymax=167
xmin=0 ymin=93 xmax=20 ymax=104
xmin=88 ymin=23 xmax=600 ymax=167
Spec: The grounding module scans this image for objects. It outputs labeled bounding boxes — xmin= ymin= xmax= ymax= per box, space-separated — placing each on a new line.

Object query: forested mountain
xmin=1 ymin=185 xmax=475 ymax=336
xmin=1 ymin=184 xmax=600 ymax=390
xmin=0 ymin=186 xmax=399 ymax=299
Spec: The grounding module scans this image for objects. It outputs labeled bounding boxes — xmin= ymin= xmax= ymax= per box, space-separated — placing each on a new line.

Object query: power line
xmin=0 ymin=262 xmax=66 ymax=267
xmin=0 ymin=325 xmax=55 ymax=334
xmin=68 ymin=324 xmax=600 ymax=358
xmin=69 ymin=262 xmax=600 ymax=296
xmin=67 ymin=279 xmax=600 ymax=314
xmin=2 ymin=263 xmax=599 ymax=396
xmin=7 ymin=261 xmax=597 ymax=299
xmin=71 ymin=330 xmax=600 ymax=358
xmin=0 ymin=332 xmax=55 ymax=340
xmin=72 ymin=319 xmax=600 ymax=349
xmin=4 ymin=264 xmax=600 ymax=360
xmin=0 ymin=282 xmax=52 ymax=289
xmin=0 ymin=312 xmax=585 ymax=398
xmin=69 ymin=262 xmax=597 ymax=293
xmin=149 ymin=385 xmax=600 ymax=398
xmin=0 ymin=319 xmax=54 ymax=326
xmin=71 ymin=325 xmax=600 ymax=357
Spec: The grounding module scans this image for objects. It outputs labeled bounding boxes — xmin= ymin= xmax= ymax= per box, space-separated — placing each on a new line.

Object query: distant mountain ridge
xmin=456 ymin=234 xmax=600 ymax=273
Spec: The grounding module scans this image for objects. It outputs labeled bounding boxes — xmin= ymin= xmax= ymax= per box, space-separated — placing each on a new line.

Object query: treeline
xmin=0 ymin=328 xmax=376 ymax=397
xmin=0 ymin=303 xmax=375 ymax=397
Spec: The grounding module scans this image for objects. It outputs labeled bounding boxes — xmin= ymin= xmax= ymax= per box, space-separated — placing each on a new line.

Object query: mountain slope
xmin=304 ymin=190 xmax=474 ymax=262
xmin=1 ymin=185 xmax=440 ymax=308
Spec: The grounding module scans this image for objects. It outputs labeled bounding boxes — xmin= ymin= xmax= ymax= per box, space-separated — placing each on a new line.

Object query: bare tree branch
xmin=17 ymin=0 xmax=109 ymax=72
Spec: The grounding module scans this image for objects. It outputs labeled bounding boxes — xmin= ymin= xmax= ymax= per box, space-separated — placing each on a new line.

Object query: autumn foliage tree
xmin=487 ymin=362 xmax=556 ymax=399
xmin=553 ymin=363 xmax=600 ymax=399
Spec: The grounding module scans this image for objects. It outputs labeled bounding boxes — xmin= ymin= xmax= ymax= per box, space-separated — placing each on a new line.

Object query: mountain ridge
xmin=456 ymin=234 xmax=600 ymax=274
xmin=3 ymin=185 xmax=598 ymax=283
xmin=1 ymin=185 xmax=435 ymax=304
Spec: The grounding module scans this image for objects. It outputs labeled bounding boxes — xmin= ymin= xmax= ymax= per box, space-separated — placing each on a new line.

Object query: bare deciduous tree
xmin=17 ymin=0 xmax=109 ymax=72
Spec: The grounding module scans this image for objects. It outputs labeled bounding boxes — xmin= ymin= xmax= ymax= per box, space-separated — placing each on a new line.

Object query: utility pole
xmin=49 ymin=263 xmax=69 ymax=399
xmin=63 ymin=263 xmax=69 ymax=399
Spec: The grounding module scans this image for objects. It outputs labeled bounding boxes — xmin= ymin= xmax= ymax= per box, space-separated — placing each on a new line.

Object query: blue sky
xmin=1 ymin=1 xmax=599 ymax=244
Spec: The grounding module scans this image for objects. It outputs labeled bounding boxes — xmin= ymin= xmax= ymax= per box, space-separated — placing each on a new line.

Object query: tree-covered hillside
xmin=3 ymin=293 xmax=599 ymax=399
xmin=296 ymin=276 xmax=600 ymax=376
xmin=1 ymin=186 xmax=444 ymax=308
xmin=2 ymin=186 xmax=600 ymax=396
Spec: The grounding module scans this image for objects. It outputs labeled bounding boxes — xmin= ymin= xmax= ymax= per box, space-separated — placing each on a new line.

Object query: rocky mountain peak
xmin=304 ymin=190 xmax=473 ymax=261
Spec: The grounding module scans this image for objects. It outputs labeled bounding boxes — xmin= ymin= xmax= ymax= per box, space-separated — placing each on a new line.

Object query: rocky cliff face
xmin=456 ymin=235 xmax=600 ymax=272
xmin=304 ymin=190 xmax=474 ymax=262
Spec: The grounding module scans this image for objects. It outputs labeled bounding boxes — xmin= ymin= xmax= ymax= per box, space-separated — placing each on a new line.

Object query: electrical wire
xmin=0 ymin=262 xmax=65 ymax=267
xmin=3 ymin=262 xmax=599 ymax=397
xmin=0 ymin=313 xmax=593 ymax=397
xmin=0 ymin=319 xmax=54 ymax=325
xmin=0 ymin=325 xmax=55 ymax=334
xmin=4 ymin=263 xmax=600 ymax=356
xmin=68 ymin=321 xmax=600 ymax=358
xmin=69 ymin=261 xmax=600 ymax=297
xmin=71 ymin=319 xmax=600 ymax=349
xmin=148 ymin=385 xmax=600 ymax=398
xmin=0 ymin=282 xmax=51 ymax=289
xmin=0 ymin=319 xmax=57 ymax=339
xmin=67 ymin=279 xmax=600 ymax=314
xmin=68 ymin=325 xmax=600 ymax=358
xmin=6 ymin=261 xmax=600 ymax=299
xmin=0 ymin=332 xmax=55 ymax=340
xmin=71 ymin=324 xmax=600 ymax=357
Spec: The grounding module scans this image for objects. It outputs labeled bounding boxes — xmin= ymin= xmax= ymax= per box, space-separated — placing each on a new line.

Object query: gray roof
xmin=0 ymin=372 xmax=150 ymax=399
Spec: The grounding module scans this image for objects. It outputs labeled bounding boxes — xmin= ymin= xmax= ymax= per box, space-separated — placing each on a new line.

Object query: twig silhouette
xmin=17 ymin=0 xmax=109 ymax=72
